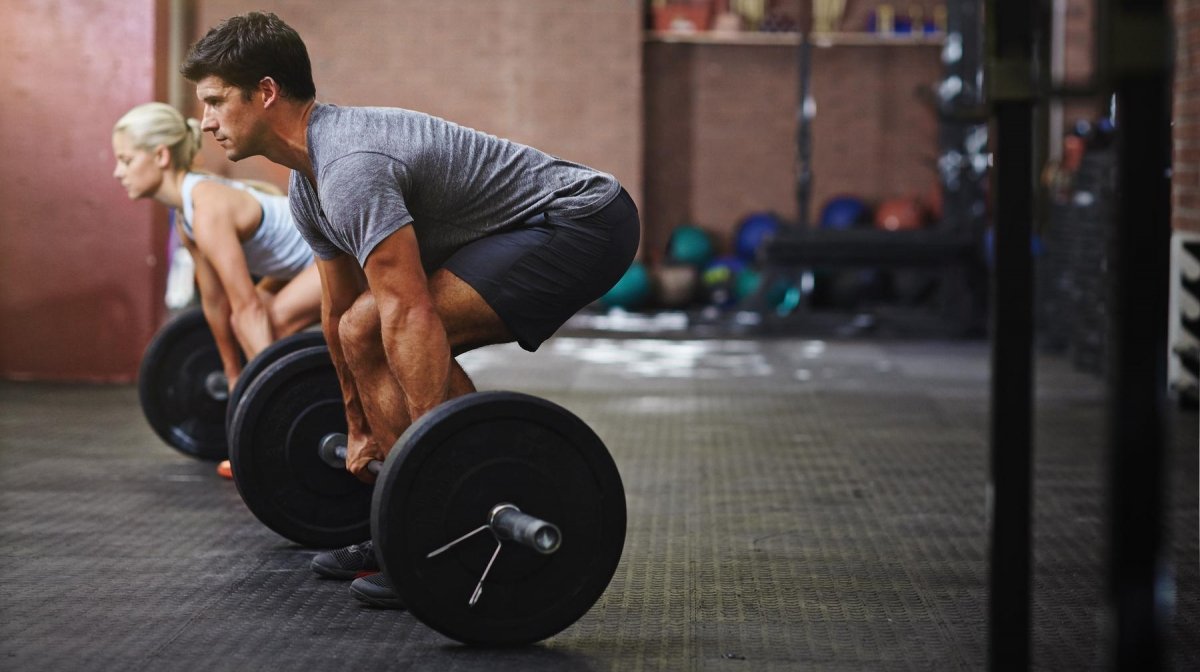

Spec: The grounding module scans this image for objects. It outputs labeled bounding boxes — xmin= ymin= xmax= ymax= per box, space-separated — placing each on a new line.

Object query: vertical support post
xmin=1104 ymin=1 xmax=1173 ymax=668
xmin=795 ymin=34 xmax=813 ymax=230
xmin=986 ymin=0 xmax=1038 ymax=669
xmin=937 ymin=0 xmax=988 ymax=333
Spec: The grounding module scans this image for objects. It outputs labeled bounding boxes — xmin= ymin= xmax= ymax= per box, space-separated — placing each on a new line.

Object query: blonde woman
xmin=113 ymin=102 xmax=322 ymax=478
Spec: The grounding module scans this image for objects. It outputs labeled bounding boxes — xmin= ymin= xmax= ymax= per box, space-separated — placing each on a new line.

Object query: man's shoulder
xmin=311 ymin=103 xmax=427 ymax=134
xmin=310 ymin=105 xmax=415 ymax=169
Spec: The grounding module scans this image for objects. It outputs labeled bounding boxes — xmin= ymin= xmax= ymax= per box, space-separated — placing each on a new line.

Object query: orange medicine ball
xmin=874 ymin=198 xmax=925 ymax=232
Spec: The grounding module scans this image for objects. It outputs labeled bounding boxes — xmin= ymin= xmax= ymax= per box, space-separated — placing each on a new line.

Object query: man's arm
xmin=190 ymin=182 xmax=273 ymax=358
xmin=361 ymin=225 xmax=451 ymax=422
xmin=315 ymin=254 xmax=376 ymax=472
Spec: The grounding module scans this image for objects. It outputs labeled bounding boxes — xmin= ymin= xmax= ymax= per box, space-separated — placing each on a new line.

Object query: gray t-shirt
xmin=289 ymin=103 xmax=621 ymax=271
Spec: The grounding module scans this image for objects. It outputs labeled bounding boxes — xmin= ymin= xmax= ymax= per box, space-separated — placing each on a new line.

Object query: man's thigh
xmin=428 ymin=268 xmax=515 ymax=355
xmin=441 ymin=190 xmax=640 ymax=352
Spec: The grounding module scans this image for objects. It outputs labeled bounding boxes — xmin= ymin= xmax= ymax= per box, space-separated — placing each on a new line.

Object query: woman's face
xmin=111 ymin=131 xmax=164 ymax=200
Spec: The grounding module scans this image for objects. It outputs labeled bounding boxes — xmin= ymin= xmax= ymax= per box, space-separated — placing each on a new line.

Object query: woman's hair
xmin=112 ymin=102 xmax=203 ymax=171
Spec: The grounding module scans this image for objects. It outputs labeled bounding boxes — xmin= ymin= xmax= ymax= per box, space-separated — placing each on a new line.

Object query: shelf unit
xmin=645 ymin=30 xmax=945 ymax=47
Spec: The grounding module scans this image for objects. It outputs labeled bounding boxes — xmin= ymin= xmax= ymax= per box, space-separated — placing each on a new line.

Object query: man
xmin=181 ymin=12 xmax=640 ymax=609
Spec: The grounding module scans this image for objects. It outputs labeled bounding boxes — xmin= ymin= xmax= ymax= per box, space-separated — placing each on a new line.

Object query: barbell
xmin=137 ymin=307 xmax=324 ymax=461
xmin=319 ymin=432 xmax=564 ymax=555
xmin=227 ymin=345 xmax=627 ymax=646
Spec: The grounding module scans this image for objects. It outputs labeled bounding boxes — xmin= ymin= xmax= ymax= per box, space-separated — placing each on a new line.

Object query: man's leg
xmin=429 ymin=267 xmax=515 ymax=356
xmin=314 ymin=270 xmax=514 ymax=594
xmin=338 ymin=268 xmax=512 ymax=453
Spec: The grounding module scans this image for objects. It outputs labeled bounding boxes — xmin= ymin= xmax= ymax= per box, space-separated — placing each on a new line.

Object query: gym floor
xmin=1 ymin=329 xmax=1196 ymax=671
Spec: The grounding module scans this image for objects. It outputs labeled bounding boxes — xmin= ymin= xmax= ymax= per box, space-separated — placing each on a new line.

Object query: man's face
xmin=195 ymin=75 xmax=265 ymax=162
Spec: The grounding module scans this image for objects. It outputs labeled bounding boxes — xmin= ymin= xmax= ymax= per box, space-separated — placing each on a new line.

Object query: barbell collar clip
xmin=489 ymin=504 xmax=563 ymax=555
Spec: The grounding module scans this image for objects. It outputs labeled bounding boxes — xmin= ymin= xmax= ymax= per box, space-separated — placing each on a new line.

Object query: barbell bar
xmin=317 ymin=432 xmax=563 ymax=556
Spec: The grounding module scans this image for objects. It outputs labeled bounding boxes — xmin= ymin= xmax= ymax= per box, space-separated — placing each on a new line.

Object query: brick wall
xmin=644 ymin=39 xmax=942 ymax=257
xmin=1176 ymin=0 xmax=1200 ymax=233
xmin=189 ymin=0 xmax=644 ymax=218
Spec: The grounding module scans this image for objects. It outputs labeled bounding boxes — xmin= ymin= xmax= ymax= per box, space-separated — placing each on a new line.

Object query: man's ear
xmin=259 ymin=77 xmax=282 ymax=109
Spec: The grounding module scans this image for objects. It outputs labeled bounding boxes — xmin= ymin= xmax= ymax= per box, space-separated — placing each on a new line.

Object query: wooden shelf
xmin=645 ymin=30 xmax=944 ymax=48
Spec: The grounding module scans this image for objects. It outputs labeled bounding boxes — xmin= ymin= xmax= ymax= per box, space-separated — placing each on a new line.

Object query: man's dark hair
xmin=181 ymin=12 xmax=315 ymax=100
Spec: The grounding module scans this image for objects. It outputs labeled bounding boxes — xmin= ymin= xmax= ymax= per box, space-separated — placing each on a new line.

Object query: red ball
xmin=874 ymin=198 xmax=925 ymax=232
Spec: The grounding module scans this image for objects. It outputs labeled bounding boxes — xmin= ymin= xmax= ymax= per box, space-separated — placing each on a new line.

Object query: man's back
xmin=289 ymin=103 xmax=619 ymax=270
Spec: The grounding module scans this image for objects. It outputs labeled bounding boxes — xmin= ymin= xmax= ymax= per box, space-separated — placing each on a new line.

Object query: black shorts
xmin=443 ymin=188 xmax=640 ymax=351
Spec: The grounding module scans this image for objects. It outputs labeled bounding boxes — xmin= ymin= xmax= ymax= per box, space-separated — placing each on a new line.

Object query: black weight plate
xmin=225 ymin=328 xmax=325 ymax=432
xmin=229 ymin=345 xmax=371 ymax=548
xmin=373 ymin=392 xmax=626 ymax=646
xmin=138 ymin=307 xmax=229 ymax=461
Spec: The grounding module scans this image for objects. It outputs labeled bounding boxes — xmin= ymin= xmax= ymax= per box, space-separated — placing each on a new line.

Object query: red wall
xmin=0 ymin=1 xmax=169 ymax=381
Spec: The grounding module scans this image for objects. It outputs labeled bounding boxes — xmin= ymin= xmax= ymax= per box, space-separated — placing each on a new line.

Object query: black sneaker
xmin=310 ymin=540 xmax=379 ymax=580
xmin=350 ymin=572 xmax=405 ymax=610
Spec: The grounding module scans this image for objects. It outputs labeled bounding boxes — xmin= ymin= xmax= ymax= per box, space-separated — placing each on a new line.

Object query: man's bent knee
xmin=338 ymin=292 xmax=381 ymax=365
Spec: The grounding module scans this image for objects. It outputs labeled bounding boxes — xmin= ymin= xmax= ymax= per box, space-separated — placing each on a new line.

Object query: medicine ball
xmin=820 ymin=196 xmax=871 ymax=230
xmin=600 ymin=261 xmax=652 ymax=309
xmin=666 ymin=224 xmax=716 ymax=267
xmin=734 ymin=212 xmax=782 ymax=263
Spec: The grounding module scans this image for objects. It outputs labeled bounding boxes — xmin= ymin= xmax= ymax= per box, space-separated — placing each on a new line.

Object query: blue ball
xmin=735 ymin=212 xmax=782 ymax=263
xmin=820 ymin=196 xmax=870 ymax=230
xmin=701 ymin=256 xmax=745 ymax=287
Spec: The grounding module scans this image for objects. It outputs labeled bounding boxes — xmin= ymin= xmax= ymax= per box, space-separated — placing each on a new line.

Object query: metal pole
xmin=795 ymin=33 xmax=813 ymax=230
xmin=986 ymin=0 xmax=1038 ymax=668
xmin=1104 ymin=0 xmax=1173 ymax=668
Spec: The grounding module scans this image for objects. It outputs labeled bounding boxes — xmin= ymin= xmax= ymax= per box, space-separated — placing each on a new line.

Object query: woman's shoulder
xmin=185 ymin=173 xmax=261 ymax=223
xmin=188 ymin=172 xmax=280 ymax=201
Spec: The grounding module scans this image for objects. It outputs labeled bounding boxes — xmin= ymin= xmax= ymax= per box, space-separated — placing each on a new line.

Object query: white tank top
xmin=178 ymin=172 xmax=313 ymax=279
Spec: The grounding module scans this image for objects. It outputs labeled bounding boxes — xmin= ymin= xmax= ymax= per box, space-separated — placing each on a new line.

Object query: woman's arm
xmin=189 ymin=180 xmax=274 ymax=358
xmin=179 ymin=223 xmax=244 ymax=387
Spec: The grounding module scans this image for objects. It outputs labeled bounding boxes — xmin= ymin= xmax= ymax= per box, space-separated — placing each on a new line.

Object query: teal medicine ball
xmin=733 ymin=268 xmax=793 ymax=308
xmin=600 ymin=261 xmax=651 ymax=309
xmin=666 ymin=225 xmax=715 ymax=267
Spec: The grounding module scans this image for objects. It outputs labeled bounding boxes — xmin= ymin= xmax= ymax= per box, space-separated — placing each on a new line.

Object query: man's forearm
xmin=322 ymin=307 xmax=372 ymax=440
xmin=379 ymin=302 xmax=450 ymax=422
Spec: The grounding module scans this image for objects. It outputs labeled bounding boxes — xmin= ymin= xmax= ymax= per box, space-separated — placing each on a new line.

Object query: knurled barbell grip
xmin=320 ymin=433 xmax=382 ymax=475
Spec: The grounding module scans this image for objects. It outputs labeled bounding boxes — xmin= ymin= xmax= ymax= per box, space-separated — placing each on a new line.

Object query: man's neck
xmin=264 ymin=99 xmax=319 ymax=184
